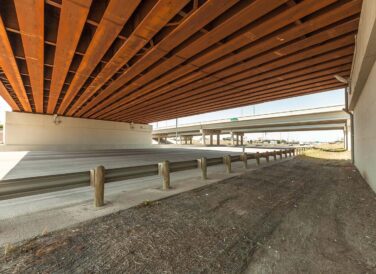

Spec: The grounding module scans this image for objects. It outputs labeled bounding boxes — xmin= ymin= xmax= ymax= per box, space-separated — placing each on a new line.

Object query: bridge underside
xmin=0 ymin=0 xmax=361 ymax=124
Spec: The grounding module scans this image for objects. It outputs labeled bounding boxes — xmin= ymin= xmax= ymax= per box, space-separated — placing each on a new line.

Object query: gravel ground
xmin=1 ymin=155 xmax=376 ymax=273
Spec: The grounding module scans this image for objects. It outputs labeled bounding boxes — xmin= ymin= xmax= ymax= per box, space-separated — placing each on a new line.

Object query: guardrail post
xmin=256 ymin=152 xmax=260 ymax=165
xmin=90 ymin=169 xmax=95 ymax=187
xmin=279 ymin=150 xmax=283 ymax=159
xmin=265 ymin=152 xmax=270 ymax=162
xmin=159 ymin=160 xmax=170 ymax=190
xmin=223 ymin=155 xmax=232 ymax=173
xmin=94 ymin=165 xmax=105 ymax=207
xmin=273 ymin=151 xmax=277 ymax=161
xmin=241 ymin=153 xmax=248 ymax=169
xmin=197 ymin=157 xmax=207 ymax=180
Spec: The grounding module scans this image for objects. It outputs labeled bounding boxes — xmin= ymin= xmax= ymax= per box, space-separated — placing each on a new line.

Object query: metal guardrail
xmin=105 ymin=164 xmax=159 ymax=183
xmin=0 ymin=148 xmax=307 ymax=201
xmin=0 ymin=171 xmax=90 ymax=200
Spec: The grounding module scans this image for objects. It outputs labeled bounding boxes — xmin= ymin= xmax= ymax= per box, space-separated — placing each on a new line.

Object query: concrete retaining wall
xmin=350 ymin=0 xmax=376 ymax=192
xmin=3 ymin=112 xmax=152 ymax=149
xmin=354 ymin=60 xmax=376 ymax=192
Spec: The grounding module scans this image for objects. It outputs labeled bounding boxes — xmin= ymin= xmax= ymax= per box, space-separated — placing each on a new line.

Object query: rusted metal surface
xmin=13 ymin=0 xmax=44 ymax=113
xmin=47 ymin=0 xmax=92 ymax=113
xmin=0 ymin=0 xmax=362 ymax=123
xmin=56 ymin=0 xmax=142 ymax=114
xmin=0 ymin=15 xmax=31 ymax=111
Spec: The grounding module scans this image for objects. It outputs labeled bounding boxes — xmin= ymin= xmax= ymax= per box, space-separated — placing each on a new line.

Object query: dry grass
xmin=303 ymin=148 xmax=350 ymax=160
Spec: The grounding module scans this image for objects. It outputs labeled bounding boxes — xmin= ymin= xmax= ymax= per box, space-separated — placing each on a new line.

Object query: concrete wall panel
xmin=354 ymin=60 xmax=376 ymax=192
xmin=3 ymin=112 xmax=152 ymax=148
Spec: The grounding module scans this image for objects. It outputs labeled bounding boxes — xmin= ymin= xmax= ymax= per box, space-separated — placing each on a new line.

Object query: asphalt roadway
xmin=0 ymin=146 xmax=272 ymax=179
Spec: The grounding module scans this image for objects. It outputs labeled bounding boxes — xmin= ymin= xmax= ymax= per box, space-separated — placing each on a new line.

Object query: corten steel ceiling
xmin=0 ymin=0 xmax=361 ymax=124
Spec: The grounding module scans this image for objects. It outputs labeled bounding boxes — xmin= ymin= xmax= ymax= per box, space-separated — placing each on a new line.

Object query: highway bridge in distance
xmin=152 ymin=105 xmax=350 ymax=147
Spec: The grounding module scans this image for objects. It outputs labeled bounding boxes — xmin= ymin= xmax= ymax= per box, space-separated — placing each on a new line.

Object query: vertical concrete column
xmin=231 ymin=132 xmax=234 ymax=146
xmin=210 ymin=134 xmax=213 ymax=146
xmin=158 ymin=137 xmax=161 ymax=144
xmin=240 ymin=135 xmax=244 ymax=146
xmin=217 ymin=133 xmax=220 ymax=145
xmin=202 ymin=133 xmax=206 ymax=145
xmin=190 ymin=137 xmax=193 ymax=145
xmin=236 ymin=134 xmax=239 ymax=146
xmin=273 ymin=151 xmax=277 ymax=160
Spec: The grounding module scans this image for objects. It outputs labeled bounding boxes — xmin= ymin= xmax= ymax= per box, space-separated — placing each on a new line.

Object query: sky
xmin=0 ymin=96 xmax=11 ymax=123
xmin=0 ymin=89 xmax=346 ymax=142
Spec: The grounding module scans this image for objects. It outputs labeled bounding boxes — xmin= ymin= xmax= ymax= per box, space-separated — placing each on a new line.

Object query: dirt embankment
xmin=1 ymin=156 xmax=376 ymax=273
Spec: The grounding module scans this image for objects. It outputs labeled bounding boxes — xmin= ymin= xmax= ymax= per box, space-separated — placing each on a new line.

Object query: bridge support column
xmin=217 ymin=133 xmax=220 ymax=145
xmin=202 ymin=132 xmax=206 ymax=145
xmin=200 ymin=129 xmax=221 ymax=146
xmin=231 ymin=132 xmax=244 ymax=146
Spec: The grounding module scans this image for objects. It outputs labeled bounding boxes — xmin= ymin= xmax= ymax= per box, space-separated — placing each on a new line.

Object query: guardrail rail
xmin=0 ymin=148 xmax=309 ymax=204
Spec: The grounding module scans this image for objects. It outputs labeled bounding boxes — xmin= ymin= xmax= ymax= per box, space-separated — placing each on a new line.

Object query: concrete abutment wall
xmin=2 ymin=112 xmax=152 ymax=150
xmin=350 ymin=0 xmax=376 ymax=192
xmin=353 ymin=60 xmax=376 ymax=192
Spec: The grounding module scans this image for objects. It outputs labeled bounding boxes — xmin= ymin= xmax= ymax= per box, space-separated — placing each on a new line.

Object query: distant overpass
xmin=152 ymin=106 xmax=350 ymax=147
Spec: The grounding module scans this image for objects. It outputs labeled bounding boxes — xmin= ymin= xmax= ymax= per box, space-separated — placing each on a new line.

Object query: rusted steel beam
xmin=114 ymin=57 xmax=354 ymax=120
xmin=0 ymin=80 xmax=19 ymax=111
xmin=56 ymin=0 xmax=142 ymax=115
xmin=0 ymin=17 xmax=31 ymax=111
xmin=99 ymin=17 xmax=359 ymax=119
xmin=14 ymin=0 xmax=44 ymax=113
xmin=110 ymin=69 xmax=351 ymax=121
xmin=83 ymin=0 xmax=340 ymax=119
xmin=124 ymin=70 xmax=351 ymax=121
xmin=97 ymin=33 xmax=355 ymax=120
xmin=62 ymin=0 xmax=188 ymax=116
xmin=76 ymin=0 xmax=287 ymax=117
xmin=129 ymin=82 xmax=347 ymax=124
xmin=107 ymin=20 xmax=358 ymax=119
xmin=71 ymin=0 xmax=238 ymax=117
xmin=47 ymin=0 xmax=92 ymax=113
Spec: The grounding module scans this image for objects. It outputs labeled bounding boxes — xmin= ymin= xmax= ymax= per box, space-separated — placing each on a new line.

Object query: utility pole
xmin=175 ymin=118 xmax=178 ymax=144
